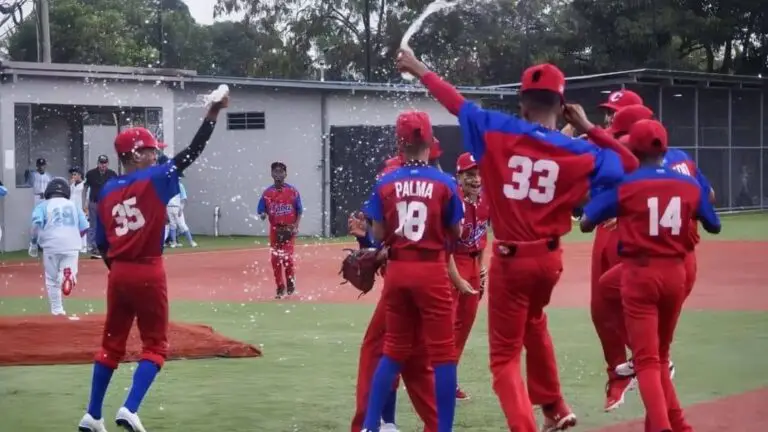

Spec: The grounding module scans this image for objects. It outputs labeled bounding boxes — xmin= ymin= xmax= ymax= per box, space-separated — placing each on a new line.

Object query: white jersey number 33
xmin=504 ymin=156 xmax=560 ymax=204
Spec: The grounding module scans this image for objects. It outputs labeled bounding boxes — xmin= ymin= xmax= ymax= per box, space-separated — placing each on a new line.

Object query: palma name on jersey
xmin=395 ymin=180 xmax=434 ymax=199
xmin=669 ymin=162 xmax=692 ymax=176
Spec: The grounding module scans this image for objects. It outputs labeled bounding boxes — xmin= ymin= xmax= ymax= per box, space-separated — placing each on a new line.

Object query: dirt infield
xmin=593 ymin=387 xmax=768 ymax=431
xmin=1 ymin=240 xmax=765 ymax=310
xmin=0 ymin=314 xmax=261 ymax=366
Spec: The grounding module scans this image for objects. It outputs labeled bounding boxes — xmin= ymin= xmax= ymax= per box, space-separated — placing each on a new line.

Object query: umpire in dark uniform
xmin=82 ymin=154 xmax=117 ymax=258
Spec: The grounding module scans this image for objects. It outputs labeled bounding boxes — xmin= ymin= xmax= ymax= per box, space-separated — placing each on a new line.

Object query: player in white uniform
xmin=69 ymin=167 xmax=88 ymax=253
xmin=29 ymin=178 xmax=89 ymax=316
xmin=29 ymin=158 xmax=52 ymax=205
xmin=167 ymin=180 xmax=197 ymax=247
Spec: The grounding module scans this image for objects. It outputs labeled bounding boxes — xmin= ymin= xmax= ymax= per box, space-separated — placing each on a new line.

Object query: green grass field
xmin=1 ymin=212 xmax=767 ymax=431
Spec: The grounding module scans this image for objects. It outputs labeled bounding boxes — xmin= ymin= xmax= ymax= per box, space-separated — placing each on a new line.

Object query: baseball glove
xmin=339 ymin=248 xmax=384 ymax=296
xmin=275 ymin=225 xmax=294 ymax=244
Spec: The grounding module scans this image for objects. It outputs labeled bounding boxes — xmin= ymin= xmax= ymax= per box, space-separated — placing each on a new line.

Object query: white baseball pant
xmin=167 ymin=206 xmax=189 ymax=232
xmin=42 ymin=251 xmax=79 ymax=315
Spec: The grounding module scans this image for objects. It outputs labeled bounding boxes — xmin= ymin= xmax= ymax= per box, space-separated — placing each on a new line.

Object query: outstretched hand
xmin=396 ymin=49 xmax=430 ymax=79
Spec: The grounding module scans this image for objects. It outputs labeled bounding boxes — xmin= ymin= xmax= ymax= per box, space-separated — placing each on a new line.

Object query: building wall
xmin=0 ymin=77 xmax=176 ymax=251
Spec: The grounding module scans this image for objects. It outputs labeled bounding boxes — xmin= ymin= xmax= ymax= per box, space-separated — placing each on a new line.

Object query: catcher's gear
xmin=339 ymin=248 xmax=384 ymax=296
xmin=44 ymin=177 xmax=71 ymax=200
xmin=275 ymin=225 xmax=294 ymax=244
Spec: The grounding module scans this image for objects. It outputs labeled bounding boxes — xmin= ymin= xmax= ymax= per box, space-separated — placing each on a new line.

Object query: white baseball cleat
xmin=115 ymin=407 xmax=147 ymax=432
xmin=615 ymin=359 xmax=676 ymax=379
xmin=381 ymin=422 xmax=400 ymax=432
xmin=78 ymin=413 xmax=108 ymax=432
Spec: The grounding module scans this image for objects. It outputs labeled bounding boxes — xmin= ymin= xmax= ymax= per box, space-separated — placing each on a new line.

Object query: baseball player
xmin=257 ymin=161 xmax=303 ymax=299
xmin=361 ymin=110 xmax=464 ymax=432
xmin=350 ymin=113 xmax=446 ymax=432
xmin=28 ymin=157 xmax=52 ymax=205
xmin=563 ymin=103 xmax=654 ymax=410
xmin=70 ymin=167 xmax=88 ymax=253
xmin=0 ymin=180 xmax=6 ymax=243
xmin=167 ymin=178 xmax=197 ymax=247
xmin=449 ymin=151 xmax=489 ymax=401
xmin=29 ymin=178 xmax=89 ymax=316
xmin=397 ymin=50 xmax=626 ymax=431
xmin=580 ymin=119 xmax=721 ymax=432
xmin=77 ymin=96 xmax=227 ymax=432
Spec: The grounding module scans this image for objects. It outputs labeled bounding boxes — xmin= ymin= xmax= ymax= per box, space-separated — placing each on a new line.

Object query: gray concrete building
xmin=0 ymin=61 xmax=512 ymax=251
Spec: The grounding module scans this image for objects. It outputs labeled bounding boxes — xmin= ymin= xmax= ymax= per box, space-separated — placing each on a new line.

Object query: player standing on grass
xmin=580 ymin=119 xmax=721 ymax=432
xmin=397 ymin=49 xmax=625 ymax=431
xmin=448 ymin=151 xmax=489 ymax=401
xmin=29 ymin=178 xmax=89 ymax=316
xmin=257 ymin=161 xmax=303 ymax=299
xmin=77 ymin=96 xmax=228 ymax=432
xmin=350 ymin=112 xmax=446 ymax=432
xmin=361 ymin=111 xmax=464 ymax=432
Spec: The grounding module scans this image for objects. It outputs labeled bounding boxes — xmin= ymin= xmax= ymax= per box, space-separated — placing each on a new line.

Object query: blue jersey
xmin=367 ymin=165 xmax=463 ymax=251
xmin=95 ymin=161 xmax=180 ymax=260
xmin=662 ymin=148 xmax=712 ymax=193
xmin=456 ymin=101 xmax=624 ymax=240
xmin=31 ymin=197 xmax=89 ymax=253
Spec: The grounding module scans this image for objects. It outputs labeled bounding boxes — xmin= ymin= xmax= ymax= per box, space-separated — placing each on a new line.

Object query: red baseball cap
xmin=456 ymin=152 xmax=477 ymax=173
xmin=600 ymin=90 xmax=643 ymax=112
xmin=521 ymin=63 xmax=566 ymax=96
xmin=114 ymin=127 xmax=166 ymax=154
xmin=628 ymin=119 xmax=668 ymax=157
xmin=606 ymin=104 xmax=654 ymax=136
xmin=396 ymin=111 xmax=435 ymax=149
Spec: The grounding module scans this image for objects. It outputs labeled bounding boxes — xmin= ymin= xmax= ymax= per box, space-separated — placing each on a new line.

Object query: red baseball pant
xmin=452 ymin=253 xmax=481 ymax=362
xmin=621 ymin=258 xmax=691 ymax=432
xmin=487 ymin=241 xmax=565 ymax=432
xmin=269 ymin=231 xmax=295 ymax=287
xmin=590 ymin=225 xmax=625 ymax=377
xmin=351 ymin=295 xmax=438 ymax=432
xmin=95 ymin=258 xmax=169 ymax=369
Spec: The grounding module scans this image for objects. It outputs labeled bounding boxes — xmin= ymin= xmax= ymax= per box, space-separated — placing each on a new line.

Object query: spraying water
xmin=176 ymin=84 xmax=231 ymax=111
xmin=400 ymin=0 xmax=460 ymax=81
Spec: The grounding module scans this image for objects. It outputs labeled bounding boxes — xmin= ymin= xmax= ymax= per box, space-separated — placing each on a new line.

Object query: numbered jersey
xmin=31 ymin=197 xmax=89 ymax=254
xmin=663 ymin=148 xmax=712 ymax=246
xmin=95 ymin=161 xmax=180 ymax=261
xmin=583 ymin=166 xmax=717 ymax=257
xmin=257 ymin=184 xmax=303 ymax=228
xmin=454 ymin=189 xmax=490 ymax=254
xmin=367 ymin=165 xmax=464 ymax=251
xmin=457 ymin=102 xmax=624 ymax=241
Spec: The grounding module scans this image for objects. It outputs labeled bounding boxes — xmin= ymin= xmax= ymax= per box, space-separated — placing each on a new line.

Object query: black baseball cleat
xmin=275 ymin=285 xmax=286 ymax=299
xmin=286 ymin=279 xmax=296 ymax=296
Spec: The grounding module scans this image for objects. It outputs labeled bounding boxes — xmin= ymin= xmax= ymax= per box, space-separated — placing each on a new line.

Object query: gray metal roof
xmin=0 ymin=60 xmax=517 ymax=96
xmin=484 ymin=68 xmax=767 ymax=90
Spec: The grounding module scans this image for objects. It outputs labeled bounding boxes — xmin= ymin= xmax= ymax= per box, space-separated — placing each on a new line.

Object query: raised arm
xmin=396 ymin=50 xmax=465 ymax=116
xmin=172 ymin=98 xmax=228 ymax=173
xmin=563 ymin=105 xmax=639 ymax=172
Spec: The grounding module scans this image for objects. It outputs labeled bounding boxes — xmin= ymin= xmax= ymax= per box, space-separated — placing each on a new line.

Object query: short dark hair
xmin=520 ymin=89 xmax=561 ymax=112
xmin=271 ymin=161 xmax=287 ymax=171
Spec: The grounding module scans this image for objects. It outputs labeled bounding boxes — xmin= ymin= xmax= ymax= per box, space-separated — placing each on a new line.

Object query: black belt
xmin=495 ymin=238 xmax=560 ymax=258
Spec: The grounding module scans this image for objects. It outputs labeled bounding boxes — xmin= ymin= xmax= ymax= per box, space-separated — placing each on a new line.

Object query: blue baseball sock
xmin=183 ymin=230 xmax=194 ymax=244
xmin=87 ymin=362 xmax=114 ymax=419
xmin=169 ymin=228 xmax=177 ymax=244
xmin=124 ymin=360 xmax=160 ymax=413
xmin=434 ymin=363 xmax=458 ymax=432
xmin=362 ymin=355 xmax=401 ymax=430
xmin=381 ymin=388 xmax=397 ymax=424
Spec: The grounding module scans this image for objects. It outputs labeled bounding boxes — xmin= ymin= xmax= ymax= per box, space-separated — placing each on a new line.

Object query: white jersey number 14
xmin=647 ymin=196 xmax=682 ymax=236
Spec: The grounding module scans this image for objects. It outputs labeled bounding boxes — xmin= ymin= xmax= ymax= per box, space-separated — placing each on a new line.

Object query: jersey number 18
xmin=647 ymin=196 xmax=682 ymax=236
xmin=112 ymin=197 xmax=146 ymax=237
xmin=395 ymin=201 xmax=428 ymax=241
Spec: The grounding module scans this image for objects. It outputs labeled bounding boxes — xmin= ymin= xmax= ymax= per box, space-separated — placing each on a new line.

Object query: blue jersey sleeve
xmin=458 ymin=101 xmax=527 ymax=163
xmin=443 ymin=182 xmax=465 ymax=227
xmin=583 ymin=188 xmax=619 ymax=225
xmin=179 ymin=183 xmax=188 ymax=200
xmin=366 ymin=185 xmax=384 ymax=223
xmin=295 ymin=192 xmax=304 ymax=215
xmin=0 ymin=185 xmax=7 ymax=197
xmin=696 ymin=187 xmax=721 ymax=234
xmin=77 ymin=206 xmax=89 ymax=232
xmin=590 ymin=149 xmax=624 ymax=192
xmin=149 ymin=161 xmax=181 ymax=205
xmin=30 ymin=202 xmax=47 ymax=243
xmin=257 ymin=193 xmax=267 ymax=214
xmin=695 ymin=169 xmax=712 ymax=195
xmin=95 ymin=211 xmax=109 ymax=251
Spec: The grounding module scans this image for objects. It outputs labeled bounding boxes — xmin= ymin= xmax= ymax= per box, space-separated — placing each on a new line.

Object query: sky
xmin=185 ymin=0 xmax=243 ymax=25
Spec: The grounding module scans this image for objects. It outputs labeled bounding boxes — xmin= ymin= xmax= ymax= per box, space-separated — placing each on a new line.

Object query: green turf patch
xmin=0 ymin=298 xmax=766 ymax=431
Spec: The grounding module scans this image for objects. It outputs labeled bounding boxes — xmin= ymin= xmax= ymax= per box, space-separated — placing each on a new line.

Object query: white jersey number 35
xmin=504 ymin=156 xmax=560 ymax=204
xmin=112 ymin=197 xmax=147 ymax=237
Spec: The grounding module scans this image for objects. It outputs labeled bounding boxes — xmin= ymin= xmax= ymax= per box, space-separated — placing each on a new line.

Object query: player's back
xmin=662 ymin=148 xmax=709 ymax=246
xmin=35 ymin=197 xmax=87 ymax=253
xmin=375 ymin=165 xmax=460 ymax=252
xmin=483 ymin=129 xmax=606 ymax=241
xmin=616 ymin=167 xmax=702 ymax=257
xmin=98 ymin=161 xmax=180 ymax=261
